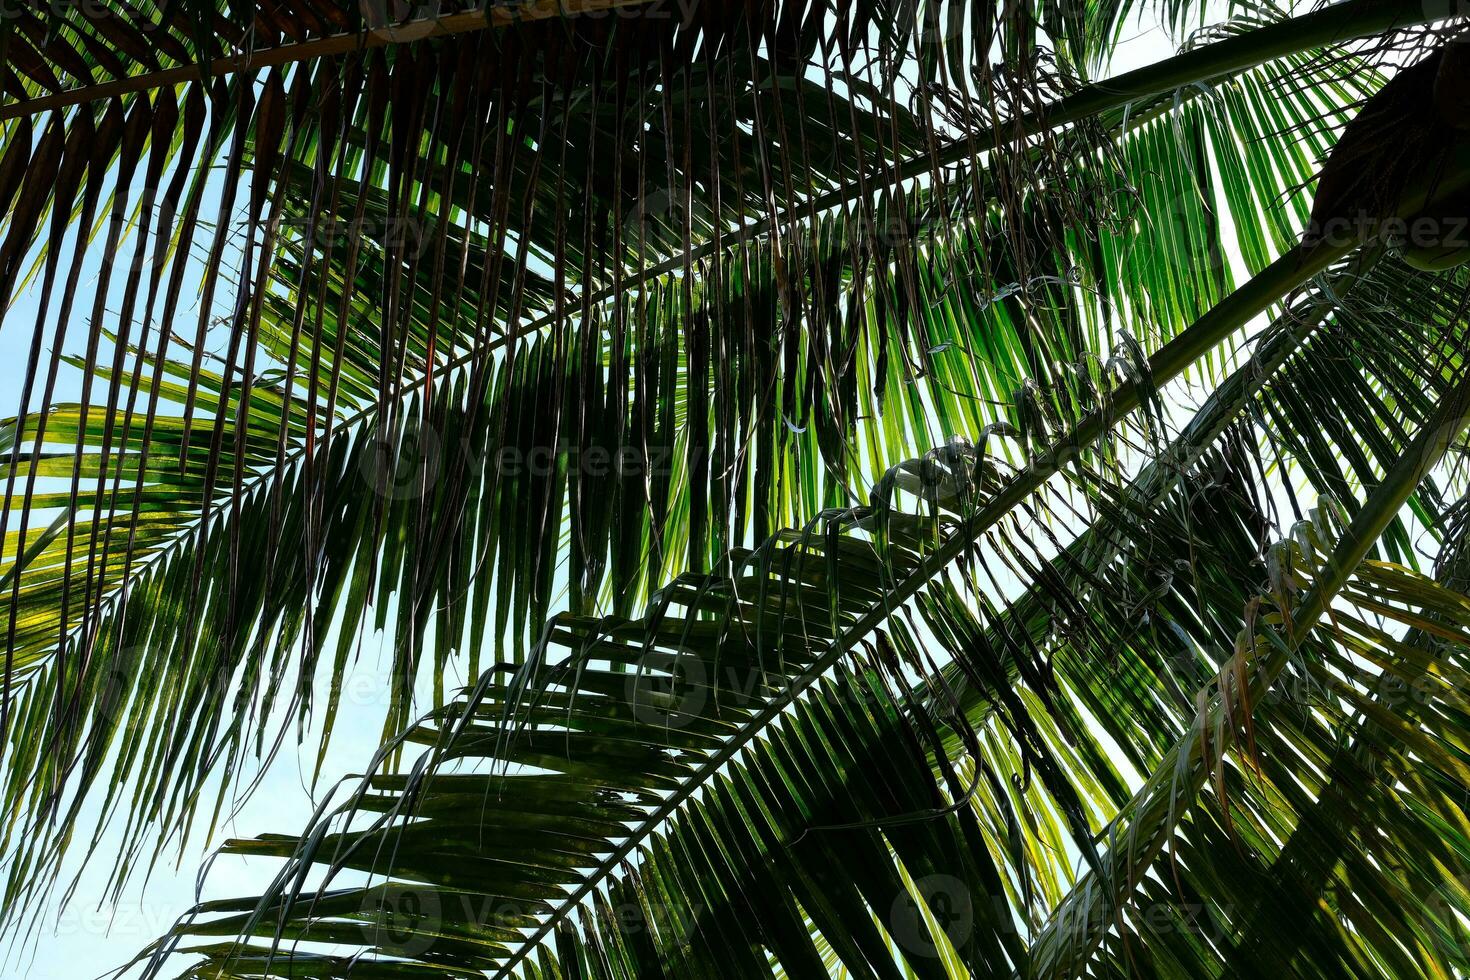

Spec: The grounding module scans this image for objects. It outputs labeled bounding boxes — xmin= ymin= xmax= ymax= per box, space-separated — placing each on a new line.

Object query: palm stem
xmin=496 ymin=125 xmax=1470 ymax=970
xmin=1221 ymin=510 xmax=1470 ymax=974
xmin=300 ymin=0 xmax=1441 ymax=483
xmin=15 ymin=12 xmax=1381 ymax=681
xmin=3 ymin=0 xmax=1432 ymax=124
xmin=942 ymin=251 xmax=1378 ymax=730
xmin=1028 ymin=366 xmax=1470 ymax=979
xmin=491 ymin=234 xmax=1354 ymax=980
xmin=0 ymin=1 xmax=659 ymax=122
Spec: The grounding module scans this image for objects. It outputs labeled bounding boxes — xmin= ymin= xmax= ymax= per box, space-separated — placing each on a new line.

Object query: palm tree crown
xmin=2 ymin=1 xmax=1470 ymax=977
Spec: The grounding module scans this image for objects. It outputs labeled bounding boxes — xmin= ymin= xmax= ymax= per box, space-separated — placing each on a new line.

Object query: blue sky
xmin=0 ymin=146 xmax=412 ymax=979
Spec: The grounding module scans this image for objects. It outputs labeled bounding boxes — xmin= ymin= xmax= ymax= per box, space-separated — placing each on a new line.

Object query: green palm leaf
xmin=2 ymin=1 xmax=1470 ymax=977
xmin=1 ymin=0 xmax=1398 ymax=912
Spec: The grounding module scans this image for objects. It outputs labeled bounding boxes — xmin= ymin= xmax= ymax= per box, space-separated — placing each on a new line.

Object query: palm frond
xmin=4 ymin=0 xmax=1470 ymax=971
xmin=138 ymin=353 xmax=1470 ymax=977
xmin=123 ymin=77 xmax=1470 ymax=964
xmin=0 ymin=0 xmax=1409 ymax=918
